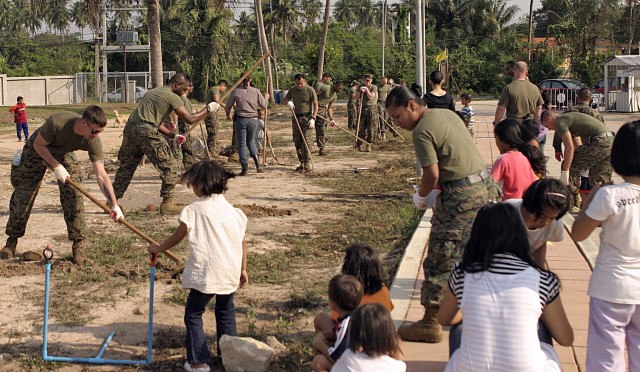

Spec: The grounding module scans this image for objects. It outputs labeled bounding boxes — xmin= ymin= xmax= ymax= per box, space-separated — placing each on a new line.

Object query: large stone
xmin=264 ymin=336 xmax=289 ymax=358
xmin=219 ymin=335 xmax=274 ymax=372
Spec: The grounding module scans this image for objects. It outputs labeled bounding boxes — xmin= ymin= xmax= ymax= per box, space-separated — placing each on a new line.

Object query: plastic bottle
xmin=12 ymin=149 xmax=21 ymax=166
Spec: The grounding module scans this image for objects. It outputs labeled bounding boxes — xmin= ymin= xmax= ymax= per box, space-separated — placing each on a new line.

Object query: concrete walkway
xmin=390 ymin=105 xmax=632 ymax=372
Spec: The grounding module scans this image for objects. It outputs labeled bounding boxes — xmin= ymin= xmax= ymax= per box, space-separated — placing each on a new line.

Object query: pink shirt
xmin=491 ymin=151 xmax=538 ymax=201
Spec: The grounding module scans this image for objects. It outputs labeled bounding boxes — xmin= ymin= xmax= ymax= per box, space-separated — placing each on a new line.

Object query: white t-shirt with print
xmin=331 ymin=349 xmax=406 ymax=372
xmin=585 ymin=182 xmax=640 ymax=304
xmin=505 ymin=199 xmax=564 ymax=251
xmin=179 ymin=194 xmax=247 ymax=294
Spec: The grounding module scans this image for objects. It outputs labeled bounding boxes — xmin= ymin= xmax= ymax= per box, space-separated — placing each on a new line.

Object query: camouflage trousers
xmin=347 ymin=102 xmax=357 ymax=130
xmin=377 ymin=101 xmax=389 ymax=135
xmin=357 ymin=105 xmax=378 ymax=145
xmin=315 ymin=107 xmax=329 ymax=150
xmin=567 ymin=136 xmax=613 ymax=198
xmin=204 ymin=112 xmax=219 ymax=156
xmin=421 ymin=177 xmax=499 ymax=308
xmin=6 ymin=142 xmax=86 ymax=241
xmin=178 ymin=121 xmax=197 ymax=168
xmin=113 ymin=123 xmax=180 ymax=200
xmin=292 ymin=115 xmax=312 ymax=162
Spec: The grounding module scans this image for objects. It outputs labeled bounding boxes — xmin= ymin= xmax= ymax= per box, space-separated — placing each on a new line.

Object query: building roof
xmin=604 ymin=55 xmax=640 ymax=66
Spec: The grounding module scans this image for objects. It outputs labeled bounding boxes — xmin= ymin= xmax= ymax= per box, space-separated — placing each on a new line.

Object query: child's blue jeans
xmin=16 ymin=122 xmax=28 ymax=141
xmin=184 ymin=289 xmax=236 ymax=364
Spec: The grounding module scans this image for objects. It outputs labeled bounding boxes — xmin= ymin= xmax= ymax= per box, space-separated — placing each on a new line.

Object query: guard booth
xmin=603 ymin=55 xmax=640 ymax=112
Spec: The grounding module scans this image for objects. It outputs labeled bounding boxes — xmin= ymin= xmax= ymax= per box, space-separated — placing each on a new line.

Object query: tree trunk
xmin=255 ymin=0 xmax=275 ymax=102
xmin=528 ymin=0 xmax=534 ymax=61
xmin=317 ymin=0 xmax=331 ymax=80
xmin=148 ymin=0 xmax=163 ymax=87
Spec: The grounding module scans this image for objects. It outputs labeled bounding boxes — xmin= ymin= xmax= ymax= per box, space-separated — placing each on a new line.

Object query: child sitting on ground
xmin=314 ymin=244 xmax=394 ymax=335
xmin=438 ymin=203 xmax=573 ymax=372
xmin=332 ymin=303 xmax=406 ymax=371
xmin=572 ymin=120 xmax=640 ymax=372
xmin=506 ymin=179 xmax=572 ymax=267
xmin=491 ymin=118 xmax=546 ymax=200
xmin=9 ymin=96 xmax=28 ymax=142
xmin=312 ymin=274 xmax=363 ymax=372
xmin=148 ymin=160 xmax=248 ymax=372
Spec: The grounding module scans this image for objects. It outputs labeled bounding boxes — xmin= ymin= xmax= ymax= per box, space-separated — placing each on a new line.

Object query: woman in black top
xmin=423 ymin=70 xmax=456 ymax=111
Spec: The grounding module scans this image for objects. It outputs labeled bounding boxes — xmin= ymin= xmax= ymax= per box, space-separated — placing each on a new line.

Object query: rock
xmin=22 ymin=251 xmax=43 ymax=262
xmin=133 ymin=306 xmax=147 ymax=316
xmin=219 ymin=335 xmax=274 ymax=372
xmin=264 ymin=336 xmax=289 ymax=358
xmin=145 ymin=204 xmax=157 ymax=212
xmin=0 ymin=353 xmax=12 ymax=362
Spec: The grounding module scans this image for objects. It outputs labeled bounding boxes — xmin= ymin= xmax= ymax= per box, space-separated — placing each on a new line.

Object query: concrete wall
xmin=0 ymin=75 xmax=80 ymax=106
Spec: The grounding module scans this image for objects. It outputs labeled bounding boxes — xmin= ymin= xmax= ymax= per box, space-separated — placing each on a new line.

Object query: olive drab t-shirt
xmin=315 ymin=82 xmax=333 ymax=106
xmin=204 ymin=86 xmax=220 ymax=104
xmin=348 ymin=86 xmax=358 ymax=105
xmin=413 ymin=109 xmax=486 ymax=183
xmin=555 ymin=112 xmax=611 ymax=138
xmin=363 ymin=84 xmax=378 ymax=106
xmin=498 ymin=80 xmax=543 ymax=120
xmin=284 ymin=85 xmax=317 ymax=115
xmin=128 ymin=86 xmax=184 ymax=127
xmin=36 ymin=112 xmax=104 ymax=161
xmin=378 ymin=84 xmax=391 ymax=102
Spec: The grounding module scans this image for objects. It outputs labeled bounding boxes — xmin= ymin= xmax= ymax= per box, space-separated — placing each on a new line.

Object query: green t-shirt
xmin=315 ymin=82 xmax=333 ymax=106
xmin=284 ymin=85 xmax=317 ymax=115
xmin=555 ymin=112 xmax=610 ymax=138
xmin=498 ymin=80 xmax=543 ymax=119
xmin=36 ymin=112 xmax=104 ymax=161
xmin=178 ymin=96 xmax=194 ymax=126
xmin=363 ymin=84 xmax=378 ymax=106
xmin=378 ymin=84 xmax=391 ymax=102
xmin=204 ymin=86 xmax=220 ymax=104
xmin=413 ymin=109 xmax=486 ymax=183
xmin=348 ymin=86 xmax=358 ymax=104
xmin=128 ymin=86 xmax=184 ymax=127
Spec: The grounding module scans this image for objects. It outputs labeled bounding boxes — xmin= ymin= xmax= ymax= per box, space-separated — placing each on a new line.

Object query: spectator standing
xmin=459 ymin=93 xmax=475 ymax=137
xmin=9 ymin=96 xmax=28 ymax=142
xmin=423 ymin=71 xmax=456 ymax=111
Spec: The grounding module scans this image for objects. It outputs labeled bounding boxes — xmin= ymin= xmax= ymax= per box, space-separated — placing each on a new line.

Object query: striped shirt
xmin=445 ymin=253 xmax=561 ymax=372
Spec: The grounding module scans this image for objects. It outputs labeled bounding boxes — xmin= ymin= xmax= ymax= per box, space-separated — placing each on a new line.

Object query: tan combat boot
xmin=0 ymin=237 xmax=18 ymax=259
xmin=295 ymin=162 xmax=304 ymax=172
xmin=160 ymin=197 xmax=182 ymax=215
xmin=303 ymin=161 xmax=314 ymax=172
xmin=71 ymin=240 xmax=88 ymax=266
xmin=397 ymin=306 xmax=443 ymax=343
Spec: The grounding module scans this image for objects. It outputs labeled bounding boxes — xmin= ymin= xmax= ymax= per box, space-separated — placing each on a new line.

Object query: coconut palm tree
xmin=263 ymin=0 xmax=301 ymax=44
xmin=235 ymin=11 xmax=258 ymax=41
xmin=334 ymin=0 xmax=358 ymax=29
xmin=45 ymin=0 xmax=71 ymax=35
xmin=71 ymin=1 xmax=89 ymax=38
xmin=300 ymin=0 xmax=322 ymax=28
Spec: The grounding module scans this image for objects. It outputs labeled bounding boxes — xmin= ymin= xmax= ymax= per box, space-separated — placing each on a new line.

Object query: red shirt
xmin=9 ymin=102 xmax=27 ymax=124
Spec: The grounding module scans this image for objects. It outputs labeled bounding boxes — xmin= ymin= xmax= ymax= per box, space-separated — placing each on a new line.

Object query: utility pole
xmin=123 ymin=43 xmax=128 ymax=103
xmin=415 ymin=0 xmax=424 ymax=89
xmin=382 ymin=0 xmax=387 ymax=78
xmin=102 ymin=1 xmax=107 ymax=102
xmin=94 ymin=39 xmax=100 ymax=98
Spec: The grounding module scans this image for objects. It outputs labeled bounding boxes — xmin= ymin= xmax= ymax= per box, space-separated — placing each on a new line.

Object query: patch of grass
xmin=165 ymin=287 xmax=188 ymax=306
xmin=18 ymin=353 xmax=63 ymax=371
xmin=284 ymin=283 xmax=327 ymax=311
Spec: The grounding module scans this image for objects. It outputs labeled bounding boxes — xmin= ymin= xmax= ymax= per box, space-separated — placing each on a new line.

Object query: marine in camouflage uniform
xmin=347 ymin=81 xmax=359 ymax=130
xmin=357 ymin=74 xmax=379 ymax=150
xmin=178 ymin=84 xmax=196 ymax=167
xmin=2 ymin=107 xmax=120 ymax=265
xmin=542 ymin=111 xmax=613 ymax=204
xmin=377 ymin=76 xmax=392 ymax=139
xmin=284 ymin=74 xmax=318 ymax=172
xmin=113 ymin=73 xmax=215 ymax=214
xmin=314 ymin=73 xmax=333 ymax=155
xmin=203 ymin=80 xmax=228 ymax=158
xmin=553 ymin=88 xmax=604 ymax=160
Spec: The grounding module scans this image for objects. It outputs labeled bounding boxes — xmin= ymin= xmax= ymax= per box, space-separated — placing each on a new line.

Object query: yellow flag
xmin=435 ymin=49 xmax=447 ymax=63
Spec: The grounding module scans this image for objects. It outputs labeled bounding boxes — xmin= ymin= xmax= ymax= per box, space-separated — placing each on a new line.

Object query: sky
xmin=512 ymin=0 xmax=543 ymax=20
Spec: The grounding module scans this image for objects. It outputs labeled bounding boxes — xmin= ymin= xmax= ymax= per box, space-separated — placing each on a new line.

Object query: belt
xmin=440 ymin=169 xmax=490 ymax=189
xmin=588 ymin=131 xmax=614 ymax=144
xmin=296 ymin=113 xmax=311 ymax=117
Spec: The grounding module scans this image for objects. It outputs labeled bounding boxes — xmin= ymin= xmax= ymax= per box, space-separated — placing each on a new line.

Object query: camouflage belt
xmin=588 ymin=131 xmax=614 ymax=144
xmin=441 ymin=169 xmax=490 ymax=189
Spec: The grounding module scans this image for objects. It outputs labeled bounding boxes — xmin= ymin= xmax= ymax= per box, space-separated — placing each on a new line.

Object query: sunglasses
xmin=85 ymin=121 xmax=103 ymax=135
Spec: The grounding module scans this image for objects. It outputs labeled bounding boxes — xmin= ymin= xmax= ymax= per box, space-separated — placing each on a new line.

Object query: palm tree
xmin=235 ymin=11 xmax=258 ymax=41
xmin=317 ymin=0 xmax=331 ymax=79
xmin=45 ymin=0 xmax=71 ymax=35
xmin=0 ymin=0 xmax=17 ymax=31
xmin=334 ymin=0 xmax=358 ymax=29
xmin=300 ymin=0 xmax=322 ymax=28
xmin=148 ymin=0 xmax=163 ymax=87
xmin=263 ymin=0 xmax=301 ymax=44
xmin=71 ymin=2 xmax=89 ymax=38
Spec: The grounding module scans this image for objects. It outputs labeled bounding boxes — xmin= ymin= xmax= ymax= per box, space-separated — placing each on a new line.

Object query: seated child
xmin=332 ymin=303 xmax=406 ymax=372
xmin=314 ymin=244 xmax=394 ymax=334
xmin=312 ymin=274 xmax=363 ymax=372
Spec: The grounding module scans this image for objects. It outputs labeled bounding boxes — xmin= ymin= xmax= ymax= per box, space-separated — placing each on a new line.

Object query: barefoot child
xmin=148 ymin=160 xmax=248 ymax=372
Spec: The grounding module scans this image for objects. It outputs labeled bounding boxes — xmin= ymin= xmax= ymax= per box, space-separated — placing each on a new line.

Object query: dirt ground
xmin=0 ymin=103 xmax=418 ymax=371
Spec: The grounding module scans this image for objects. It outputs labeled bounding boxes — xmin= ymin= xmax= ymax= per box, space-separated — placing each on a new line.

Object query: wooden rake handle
xmin=65 ymin=178 xmax=183 ymax=266
xmin=315 ymin=114 xmax=371 ymax=146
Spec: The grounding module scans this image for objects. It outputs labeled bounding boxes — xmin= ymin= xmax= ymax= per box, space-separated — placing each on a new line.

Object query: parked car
xmin=107 ymin=86 xmax=147 ymax=102
xmin=538 ymin=79 xmax=589 ymax=108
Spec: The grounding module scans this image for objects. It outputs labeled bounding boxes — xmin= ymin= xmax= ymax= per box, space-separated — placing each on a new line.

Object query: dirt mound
xmin=237 ymin=204 xmax=296 ymax=218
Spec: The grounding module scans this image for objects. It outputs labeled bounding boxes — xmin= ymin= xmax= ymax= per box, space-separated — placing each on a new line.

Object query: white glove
xmin=110 ymin=205 xmax=124 ymax=222
xmin=174 ymin=134 xmax=186 ymax=145
xmin=207 ymin=102 xmax=220 ymax=113
xmin=53 ymin=165 xmax=70 ymax=183
xmin=412 ymin=186 xmax=428 ymax=210
xmin=424 ymin=189 xmax=441 ymax=210
xmin=559 ymin=170 xmax=570 ymax=185
xmin=287 ymin=101 xmax=295 ymax=110
xmin=308 ymin=118 xmax=316 ymax=129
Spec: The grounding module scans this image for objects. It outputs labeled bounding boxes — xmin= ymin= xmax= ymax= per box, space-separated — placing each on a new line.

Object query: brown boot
xmin=0 ymin=237 xmax=18 ymax=259
xmin=71 ymin=240 xmax=89 ymax=266
xmin=397 ymin=306 xmax=443 ymax=343
xmin=295 ymin=162 xmax=304 ymax=172
xmin=303 ymin=161 xmax=314 ymax=172
xmin=160 ymin=197 xmax=182 ymax=215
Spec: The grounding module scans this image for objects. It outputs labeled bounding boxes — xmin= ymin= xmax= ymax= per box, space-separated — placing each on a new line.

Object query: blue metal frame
xmin=42 ymin=261 xmax=155 ymax=366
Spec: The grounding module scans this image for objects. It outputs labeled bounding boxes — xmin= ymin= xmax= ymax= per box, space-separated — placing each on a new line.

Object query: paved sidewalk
xmin=389 ymin=108 xmax=628 ymax=371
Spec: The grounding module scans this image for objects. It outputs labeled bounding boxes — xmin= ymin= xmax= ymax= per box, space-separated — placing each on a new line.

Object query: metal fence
xmin=75 ymin=71 xmax=176 ymax=104
xmin=542 ymin=88 xmax=605 ymax=112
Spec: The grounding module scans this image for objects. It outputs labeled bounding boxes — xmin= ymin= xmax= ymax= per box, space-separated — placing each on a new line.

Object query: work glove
xmin=555 ymin=151 xmax=563 ymax=162
xmin=174 ymin=134 xmax=186 ymax=145
xmin=166 ymin=121 xmax=175 ymax=131
xmin=329 ymin=120 xmax=336 ymax=127
xmin=287 ymin=101 xmax=295 ymax=110
xmin=360 ymin=87 xmax=367 ymax=93
xmin=53 ymin=165 xmax=70 ymax=183
xmin=110 ymin=205 xmax=124 ymax=222
xmin=308 ymin=118 xmax=316 ymax=129
xmin=207 ymin=102 xmax=220 ymax=113
xmin=412 ymin=186 xmax=427 ymax=210
xmin=559 ymin=171 xmax=570 ymax=185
